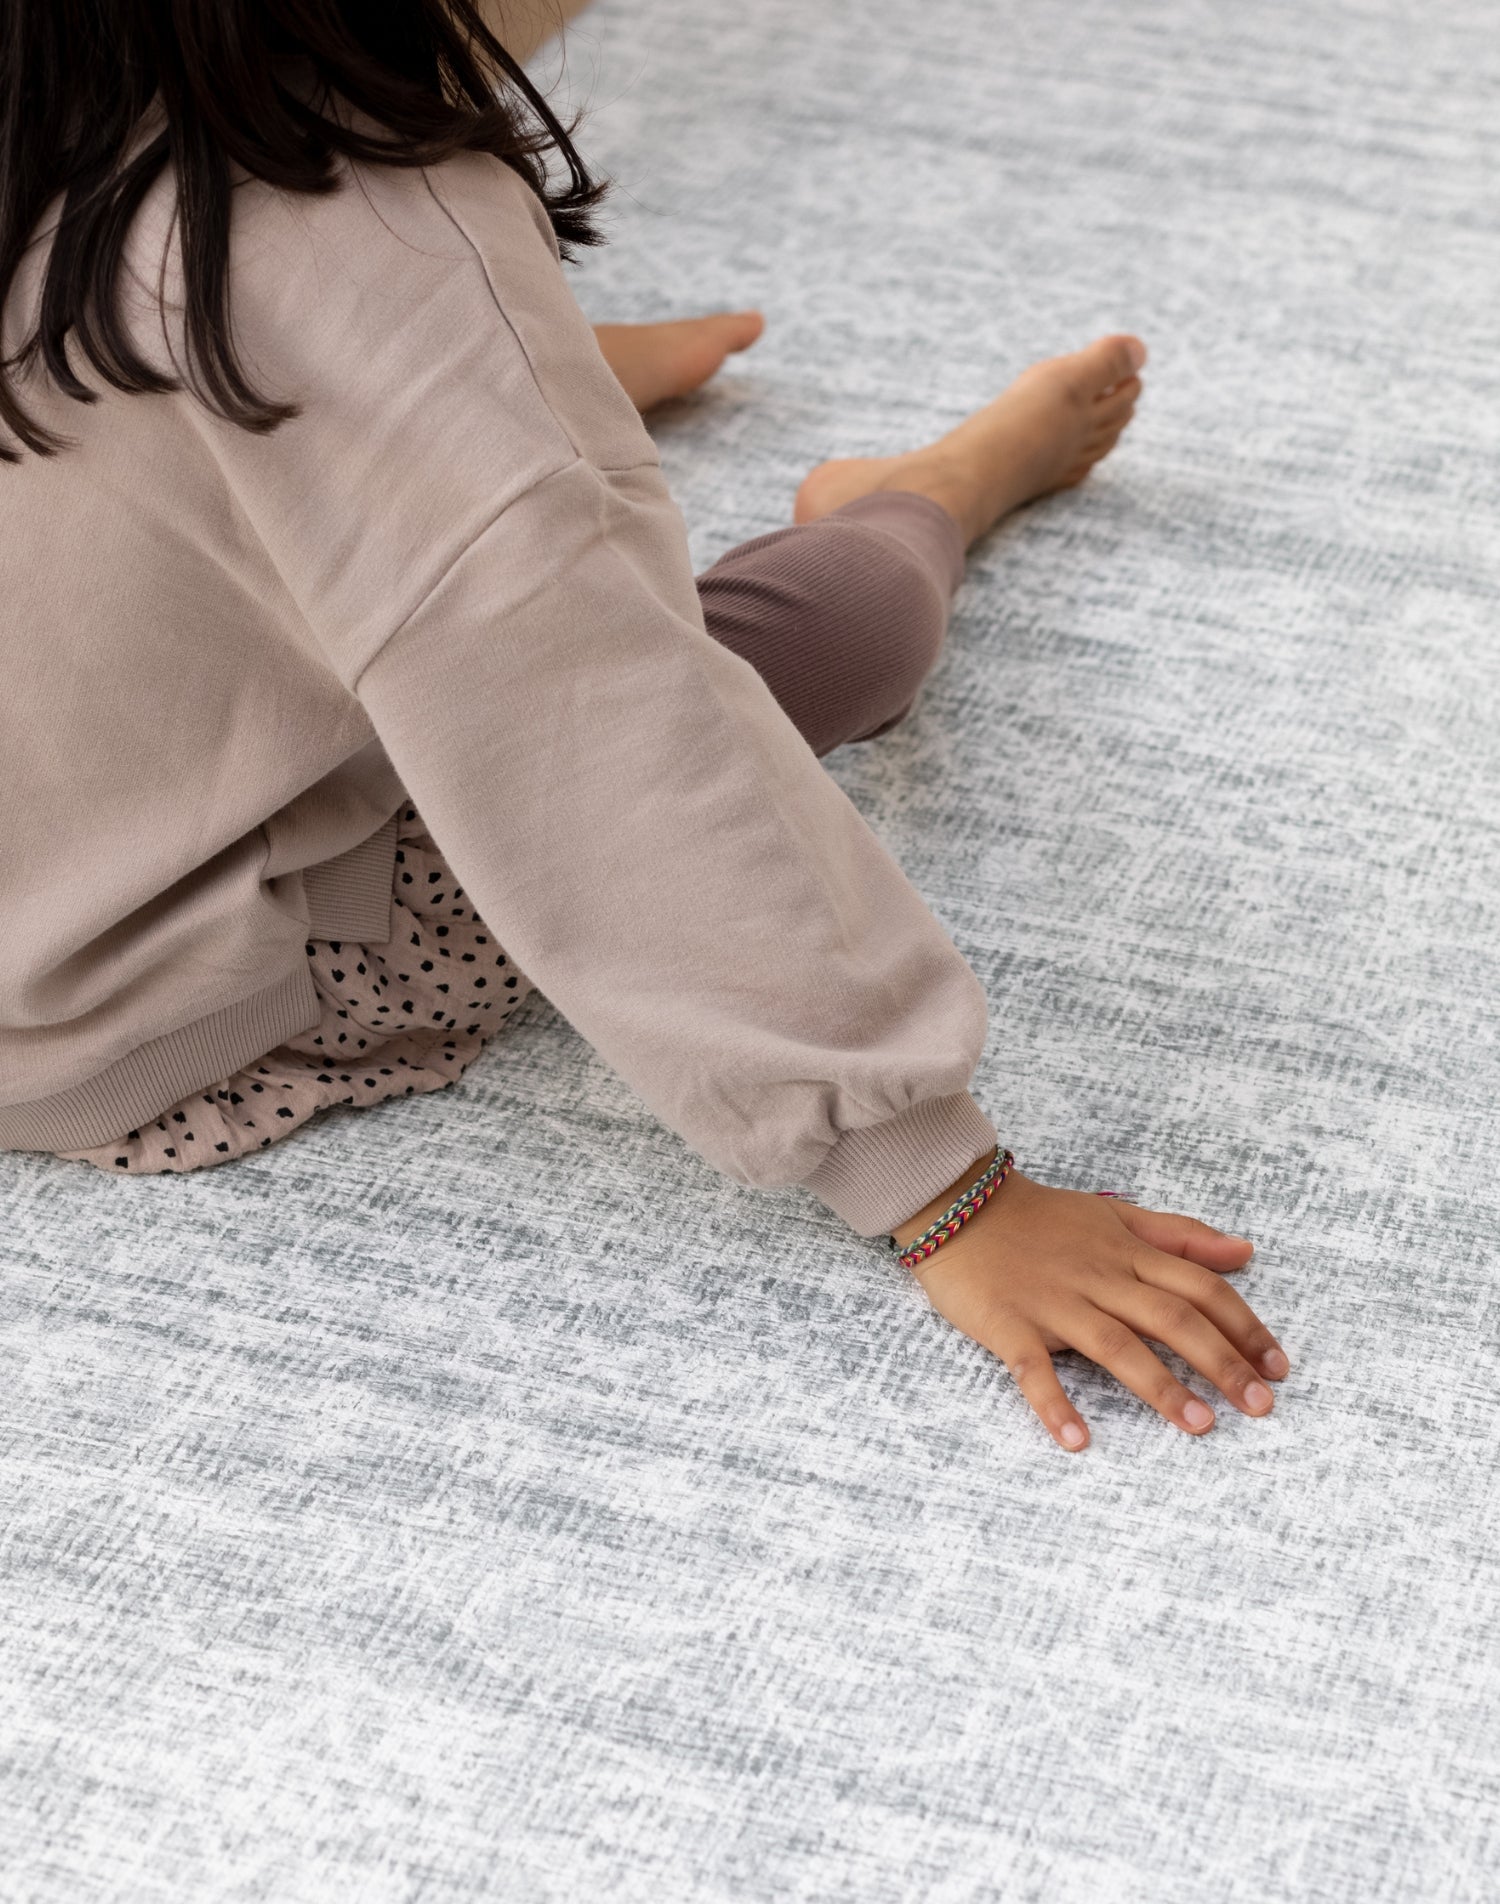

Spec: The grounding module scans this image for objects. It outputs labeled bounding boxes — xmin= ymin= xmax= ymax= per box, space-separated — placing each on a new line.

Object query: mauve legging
xmin=57 ymin=486 xmax=966 ymax=1174
xmin=697 ymin=489 xmax=966 ymax=757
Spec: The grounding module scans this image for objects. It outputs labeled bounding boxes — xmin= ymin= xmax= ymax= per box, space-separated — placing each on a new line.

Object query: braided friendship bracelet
xmin=890 ymin=1148 xmax=1014 ymax=1270
xmin=888 ymin=1148 xmax=1138 ymax=1272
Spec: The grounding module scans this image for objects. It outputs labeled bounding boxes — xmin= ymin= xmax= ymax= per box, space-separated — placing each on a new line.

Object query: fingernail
xmin=1060 ymin=1422 xmax=1087 ymax=1449
xmin=1260 ymin=1347 xmax=1289 ymax=1379
xmin=1243 ymin=1381 xmax=1274 ymax=1413
xmin=1127 ymin=338 xmax=1148 ymax=370
xmin=1182 ymin=1398 xmax=1214 ymax=1431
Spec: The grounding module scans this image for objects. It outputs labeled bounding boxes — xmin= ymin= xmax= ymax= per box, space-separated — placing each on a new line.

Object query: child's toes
xmin=1067 ymin=333 xmax=1148 ymax=402
xmin=1088 ymin=400 xmax=1137 ymax=442
xmin=1094 ymin=375 xmax=1142 ymax=414
xmin=722 ymin=309 xmax=766 ymax=352
xmin=690 ymin=310 xmax=765 ymax=356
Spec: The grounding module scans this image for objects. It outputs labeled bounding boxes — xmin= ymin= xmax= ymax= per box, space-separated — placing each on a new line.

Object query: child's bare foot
xmin=593 ymin=312 xmax=766 ymax=413
xmin=793 ymin=334 xmax=1148 ymax=548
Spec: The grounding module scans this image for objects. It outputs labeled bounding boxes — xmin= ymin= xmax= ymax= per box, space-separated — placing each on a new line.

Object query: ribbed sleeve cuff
xmin=800 ymin=1090 xmax=1001 ymax=1238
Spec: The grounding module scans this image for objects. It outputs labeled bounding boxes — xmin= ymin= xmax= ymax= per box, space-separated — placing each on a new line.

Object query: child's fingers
xmin=1132 ymin=1251 xmax=1290 ymax=1381
xmin=1094 ymin=1275 xmax=1276 ymax=1418
xmin=1060 ymin=1302 xmax=1219 ymax=1435
xmin=988 ymin=1318 xmax=1091 ymax=1452
xmin=1112 ymin=1201 xmax=1254 ymax=1272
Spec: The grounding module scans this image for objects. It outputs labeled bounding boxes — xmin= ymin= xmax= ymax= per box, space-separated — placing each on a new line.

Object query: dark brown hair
xmin=0 ymin=0 xmax=609 ymax=463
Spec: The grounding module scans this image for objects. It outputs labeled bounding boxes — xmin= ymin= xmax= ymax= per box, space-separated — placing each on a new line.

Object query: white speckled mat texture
xmin=4 ymin=2 xmax=1499 ymax=1897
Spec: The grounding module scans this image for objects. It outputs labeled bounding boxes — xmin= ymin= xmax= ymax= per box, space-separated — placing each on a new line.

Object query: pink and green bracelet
xmin=890 ymin=1147 xmax=1015 ymax=1270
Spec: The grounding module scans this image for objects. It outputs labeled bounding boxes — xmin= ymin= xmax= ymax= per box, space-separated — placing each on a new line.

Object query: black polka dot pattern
xmin=59 ymin=806 xmax=533 ymax=1176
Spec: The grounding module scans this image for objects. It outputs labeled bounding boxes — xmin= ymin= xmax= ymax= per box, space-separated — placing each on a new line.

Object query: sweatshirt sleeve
xmin=196 ymin=148 xmax=998 ymax=1237
xmin=354 ymin=453 xmax=998 ymax=1235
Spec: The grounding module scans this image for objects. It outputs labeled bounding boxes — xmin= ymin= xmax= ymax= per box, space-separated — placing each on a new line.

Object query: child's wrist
xmin=889 ymin=1145 xmax=1001 ymax=1249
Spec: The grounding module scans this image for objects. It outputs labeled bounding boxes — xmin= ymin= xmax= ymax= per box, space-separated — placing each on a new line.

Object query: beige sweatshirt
xmin=0 ymin=107 xmax=998 ymax=1236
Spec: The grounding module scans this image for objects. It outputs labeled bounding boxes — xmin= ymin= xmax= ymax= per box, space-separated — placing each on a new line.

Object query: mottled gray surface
xmin=4 ymin=1 xmax=1499 ymax=1898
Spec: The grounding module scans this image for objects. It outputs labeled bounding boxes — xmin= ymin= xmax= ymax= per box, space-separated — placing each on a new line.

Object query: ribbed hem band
xmin=0 ymin=809 xmax=402 ymax=1153
xmin=0 ymin=962 xmax=323 ymax=1154
xmin=800 ymin=1089 xmax=1000 ymax=1237
xmin=826 ymin=490 xmax=968 ymax=596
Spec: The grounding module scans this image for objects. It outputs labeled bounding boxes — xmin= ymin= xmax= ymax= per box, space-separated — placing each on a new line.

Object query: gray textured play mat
xmin=3 ymin=1 xmax=1497 ymax=1897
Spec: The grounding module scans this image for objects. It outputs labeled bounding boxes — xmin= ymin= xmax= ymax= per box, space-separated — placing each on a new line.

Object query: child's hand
xmin=899 ymin=1168 xmax=1289 ymax=1451
xmin=592 ymin=312 xmax=765 ymax=412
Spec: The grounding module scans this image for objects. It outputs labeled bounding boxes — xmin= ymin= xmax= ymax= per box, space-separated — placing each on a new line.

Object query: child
xmin=0 ymin=0 xmax=1288 ymax=1451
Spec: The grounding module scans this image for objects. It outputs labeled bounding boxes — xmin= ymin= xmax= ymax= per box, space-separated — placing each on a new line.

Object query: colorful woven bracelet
xmin=891 ymin=1147 xmax=1014 ymax=1271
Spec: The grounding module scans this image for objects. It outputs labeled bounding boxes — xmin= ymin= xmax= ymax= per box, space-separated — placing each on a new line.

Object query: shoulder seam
xmin=350 ymin=453 xmax=663 ymax=694
xmin=417 ymin=161 xmax=658 ymax=479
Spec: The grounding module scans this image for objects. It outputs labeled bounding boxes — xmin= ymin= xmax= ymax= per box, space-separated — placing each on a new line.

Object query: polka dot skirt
xmin=57 ymin=806 xmax=534 ymax=1176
